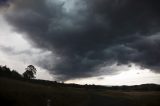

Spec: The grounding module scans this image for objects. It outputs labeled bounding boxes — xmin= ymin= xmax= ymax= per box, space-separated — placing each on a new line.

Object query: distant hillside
xmin=0 ymin=65 xmax=160 ymax=106
xmin=0 ymin=77 xmax=160 ymax=106
xmin=0 ymin=65 xmax=160 ymax=91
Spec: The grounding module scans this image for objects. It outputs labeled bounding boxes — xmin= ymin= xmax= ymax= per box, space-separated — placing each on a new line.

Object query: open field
xmin=0 ymin=77 xmax=160 ymax=106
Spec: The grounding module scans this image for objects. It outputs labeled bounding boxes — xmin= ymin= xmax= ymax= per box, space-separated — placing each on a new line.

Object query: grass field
xmin=0 ymin=77 xmax=160 ymax=106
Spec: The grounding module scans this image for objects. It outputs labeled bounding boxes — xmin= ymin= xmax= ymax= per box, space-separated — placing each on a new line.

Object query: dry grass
xmin=0 ymin=77 xmax=160 ymax=106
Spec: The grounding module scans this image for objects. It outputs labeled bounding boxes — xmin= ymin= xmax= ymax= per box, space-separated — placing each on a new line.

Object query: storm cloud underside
xmin=1 ymin=0 xmax=160 ymax=80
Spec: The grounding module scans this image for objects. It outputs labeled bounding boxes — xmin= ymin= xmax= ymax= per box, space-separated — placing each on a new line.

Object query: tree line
xmin=0 ymin=65 xmax=36 ymax=79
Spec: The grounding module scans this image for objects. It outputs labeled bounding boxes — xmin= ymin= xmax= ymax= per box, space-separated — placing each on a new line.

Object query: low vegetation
xmin=0 ymin=65 xmax=160 ymax=106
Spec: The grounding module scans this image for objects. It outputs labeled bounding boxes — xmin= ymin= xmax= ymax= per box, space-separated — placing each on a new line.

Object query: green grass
xmin=0 ymin=77 xmax=160 ymax=106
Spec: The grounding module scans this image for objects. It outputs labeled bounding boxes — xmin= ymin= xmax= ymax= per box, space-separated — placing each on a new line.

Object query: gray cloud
xmin=2 ymin=0 xmax=160 ymax=80
xmin=0 ymin=0 xmax=9 ymax=5
xmin=0 ymin=0 xmax=10 ymax=10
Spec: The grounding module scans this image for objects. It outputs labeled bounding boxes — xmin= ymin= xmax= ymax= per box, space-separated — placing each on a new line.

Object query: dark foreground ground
xmin=0 ymin=77 xmax=160 ymax=106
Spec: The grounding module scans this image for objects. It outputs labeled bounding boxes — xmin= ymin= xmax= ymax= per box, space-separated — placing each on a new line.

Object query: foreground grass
xmin=0 ymin=77 xmax=160 ymax=106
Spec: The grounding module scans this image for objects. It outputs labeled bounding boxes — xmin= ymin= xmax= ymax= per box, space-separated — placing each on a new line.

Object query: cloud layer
xmin=2 ymin=0 xmax=160 ymax=80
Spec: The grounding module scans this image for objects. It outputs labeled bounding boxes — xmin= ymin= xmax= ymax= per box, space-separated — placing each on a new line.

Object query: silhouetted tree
xmin=11 ymin=70 xmax=22 ymax=78
xmin=0 ymin=65 xmax=22 ymax=78
xmin=23 ymin=65 xmax=37 ymax=79
xmin=0 ymin=65 xmax=12 ymax=76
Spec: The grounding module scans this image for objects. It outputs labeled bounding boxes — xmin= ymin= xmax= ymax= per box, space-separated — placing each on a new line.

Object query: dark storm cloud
xmin=0 ymin=0 xmax=9 ymax=4
xmin=3 ymin=0 xmax=160 ymax=80
xmin=0 ymin=0 xmax=10 ymax=8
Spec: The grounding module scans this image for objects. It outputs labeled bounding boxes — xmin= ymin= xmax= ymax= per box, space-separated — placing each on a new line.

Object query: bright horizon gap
xmin=65 ymin=66 xmax=160 ymax=86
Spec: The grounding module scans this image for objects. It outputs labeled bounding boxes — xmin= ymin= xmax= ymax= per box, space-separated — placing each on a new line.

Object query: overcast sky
xmin=0 ymin=0 xmax=160 ymax=85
